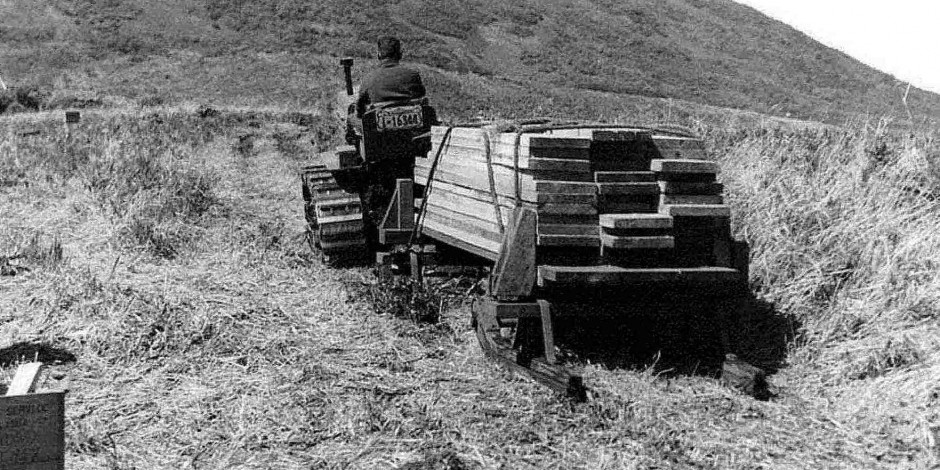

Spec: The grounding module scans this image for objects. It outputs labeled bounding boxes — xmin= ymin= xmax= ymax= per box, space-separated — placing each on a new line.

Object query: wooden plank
xmin=660 ymin=194 xmax=723 ymax=205
xmin=601 ymin=234 xmax=675 ymax=250
xmin=660 ymin=204 xmax=732 ymax=217
xmin=547 ymin=128 xmax=651 ymax=142
xmin=526 ymin=147 xmax=592 ymax=160
xmin=658 ymin=181 xmax=724 ymax=195
xmin=595 ymin=171 xmax=656 ymax=183
xmin=655 ymin=172 xmax=717 ymax=183
xmin=429 ymin=128 xmax=592 ymax=168
xmin=537 ymin=204 xmax=597 ymax=216
xmin=591 ymin=129 xmax=653 ymax=142
xmin=527 ymin=135 xmax=592 ymax=148
xmin=426 ymin=179 xmax=525 ymax=208
xmin=416 ymin=161 xmax=540 ymax=201
xmin=492 ymin=207 xmax=538 ymax=299
xmin=538 ymin=300 xmax=556 ymax=364
xmin=536 ymin=193 xmax=596 ymax=204
xmin=537 ymin=224 xmax=599 ymax=236
xmin=598 ymin=203 xmax=657 ymax=214
xmin=529 ymin=171 xmax=594 ymax=182
xmin=537 ymin=234 xmax=600 ymax=247
xmin=537 ymin=265 xmax=741 ymax=286
xmin=421 ymin=222 xmax=500 ymax=260
xmin=425 ymin=196 xmax=513 ymax=232
xmin=6 ymin=362 xmax=44 ymax=396
xmin=650 ymin=159 xmax=719 ymax=174
xmin=534 ymin=181 xmax=597 ymax=194
xmin=473 ymin=300 xmax=542 ymax=321
xmin=423 ymin=202 xmax=505 ymax=239
xmin=597 ymin=182 xmax=660 ymax=196
xmin=527 ymin=158 xmax=591 ymax=173
xmin=379 ymin=229 xmax=412 ymax=245
xmin=600 ymin=213 xmax=674 ymax=230
xmin=537 ymin=213 xmax=599 ymax=226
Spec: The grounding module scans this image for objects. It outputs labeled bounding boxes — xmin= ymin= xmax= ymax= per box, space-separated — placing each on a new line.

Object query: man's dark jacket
xmin=355 ymin=59 xmax=426 ymax=117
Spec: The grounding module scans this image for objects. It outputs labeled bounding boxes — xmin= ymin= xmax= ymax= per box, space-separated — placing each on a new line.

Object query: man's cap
xmin=377 ymin=36 xmax=402 ymax=60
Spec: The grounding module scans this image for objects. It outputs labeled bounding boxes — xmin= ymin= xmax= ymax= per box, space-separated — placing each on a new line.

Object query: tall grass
xmin=2 ymin=112 xmax=226 ymax=258
xmin=710 ymin=118 xmax=940 ymax=384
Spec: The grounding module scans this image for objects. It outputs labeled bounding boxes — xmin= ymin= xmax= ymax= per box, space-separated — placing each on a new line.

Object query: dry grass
xmin=2 ymin=107 xmax=939 ymax=469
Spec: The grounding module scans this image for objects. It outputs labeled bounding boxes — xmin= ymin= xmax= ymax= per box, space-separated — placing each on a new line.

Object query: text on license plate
xmin=377 ymin=106 xmax=423 ymax=130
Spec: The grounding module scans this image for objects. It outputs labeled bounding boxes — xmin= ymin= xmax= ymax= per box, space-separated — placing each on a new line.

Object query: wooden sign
xmin=64 ymin=112 xmax=80 ymax=124
xmin=0 ymin=392 xmax=65 ymax=469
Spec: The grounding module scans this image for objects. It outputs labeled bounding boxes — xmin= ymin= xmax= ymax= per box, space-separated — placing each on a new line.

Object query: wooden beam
xmin=596 ymin=182 xmax=660 ymax=196
xmin=595 ymin=171 xmax=656 ymax=182
xmin=537 ymin=265 xmax=742 ymax=287
xmin=600 ymin=213 xmax=673 ymax=230
xmin=538 ymin=300 xmax=556 ymax=364
xmin=660 ymin=204 xmax=731 ymax=217
xmin=601 ymin=234 xmax=675 ymax=250
xmin=651 ymin=159 xmax=719 ymax=174
xmin=6 ymin=362 xmax=44 ymax=396
xmin=658 ymin=181 xmax=724 ymax=195
xmin=659 ymin=194 xmax=723 ymax=205
xmin=491 ymin=207 xmax=538 ymax=300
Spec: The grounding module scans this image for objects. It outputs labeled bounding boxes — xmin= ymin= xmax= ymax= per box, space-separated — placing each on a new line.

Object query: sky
xmin=734 ymin=0 xmax=940 ymax=94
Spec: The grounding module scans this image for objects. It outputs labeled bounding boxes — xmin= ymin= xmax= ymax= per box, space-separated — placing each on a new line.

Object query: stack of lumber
xmin=416 ymin=125 xmax=732 ymax=267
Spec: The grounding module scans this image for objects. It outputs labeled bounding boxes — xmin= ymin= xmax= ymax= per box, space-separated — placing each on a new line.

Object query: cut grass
xmin=1 ymin=107 xmax=939 ymax=468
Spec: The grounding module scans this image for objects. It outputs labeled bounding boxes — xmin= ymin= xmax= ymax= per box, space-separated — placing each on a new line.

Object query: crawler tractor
xmin=301 ymin=59 xmax=758 ymax=400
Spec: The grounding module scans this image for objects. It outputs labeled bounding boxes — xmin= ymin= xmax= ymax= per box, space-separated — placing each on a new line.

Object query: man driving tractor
xmin=346 ymin=36 xmax=435 ymax=252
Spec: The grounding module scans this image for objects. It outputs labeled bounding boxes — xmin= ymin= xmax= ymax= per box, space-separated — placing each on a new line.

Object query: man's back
xmin=356 ymin=59 xmax=425 ymax=117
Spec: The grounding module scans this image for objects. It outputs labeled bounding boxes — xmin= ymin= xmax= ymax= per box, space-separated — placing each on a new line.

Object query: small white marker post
xmin=64 ymin=111 xmax=80 ymax=139
xmin=1 ymin=362 xmax=66 ymax=470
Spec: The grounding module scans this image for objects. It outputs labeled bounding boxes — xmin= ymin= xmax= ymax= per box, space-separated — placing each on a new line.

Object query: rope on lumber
xmin=410 ymin=126 xmax=455 ymax=245
xmin=512 ymin=129 xmax=524 ymax=206
xmin=481 ymin=128 xmax=505 ymax=235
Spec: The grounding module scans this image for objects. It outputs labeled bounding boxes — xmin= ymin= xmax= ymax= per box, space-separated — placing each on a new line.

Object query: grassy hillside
xmin=2 ymin=0 xmax=939 ymax=124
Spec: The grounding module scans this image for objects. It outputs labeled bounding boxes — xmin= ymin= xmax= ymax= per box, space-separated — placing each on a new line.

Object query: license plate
xmin=376 ymin=105 xmax=423 ymax=131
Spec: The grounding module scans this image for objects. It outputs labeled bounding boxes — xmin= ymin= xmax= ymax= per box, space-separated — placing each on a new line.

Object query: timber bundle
xmin=415 ymin=124 xmax=736 ymax=275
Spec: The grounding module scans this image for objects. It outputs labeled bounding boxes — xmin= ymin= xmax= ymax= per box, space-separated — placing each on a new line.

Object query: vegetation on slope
xmin=2 ymin=0 xmax=939 ymax=124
